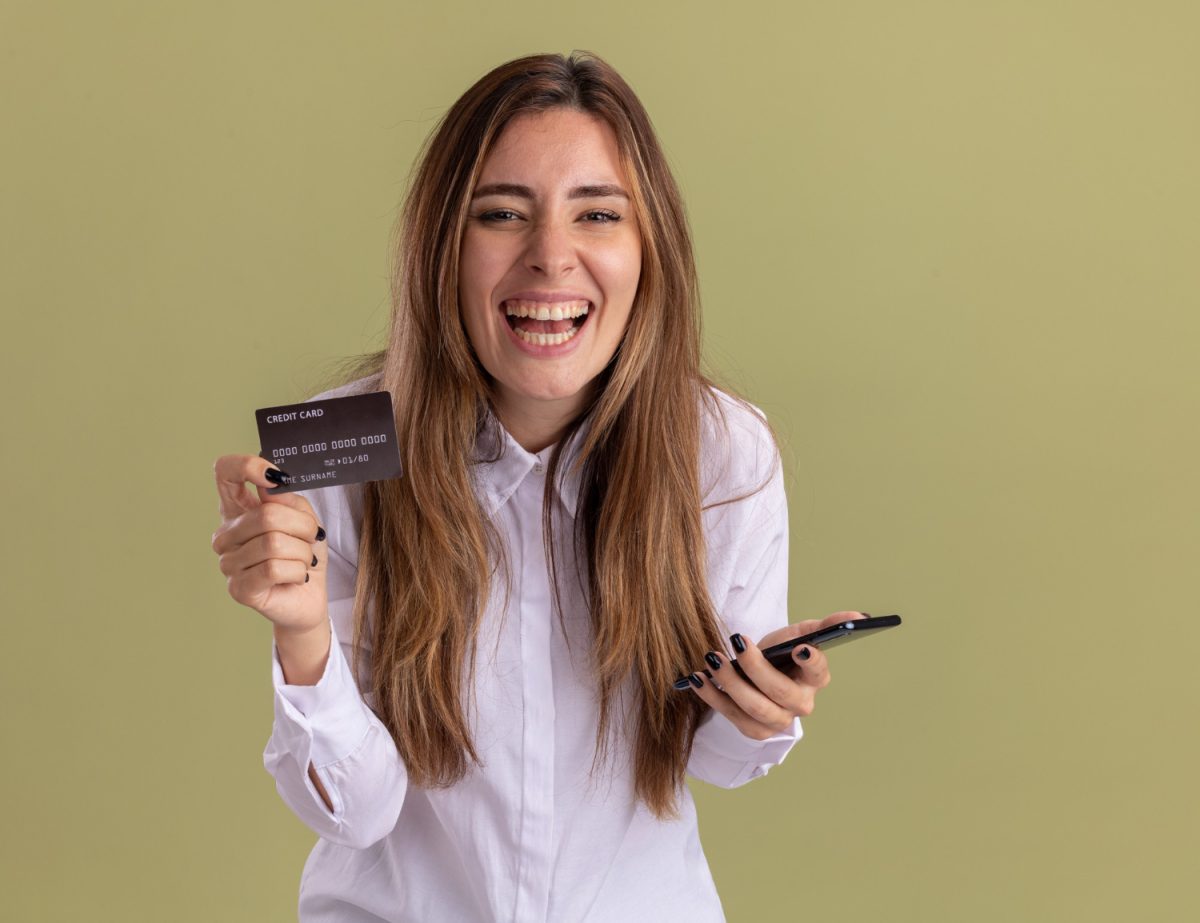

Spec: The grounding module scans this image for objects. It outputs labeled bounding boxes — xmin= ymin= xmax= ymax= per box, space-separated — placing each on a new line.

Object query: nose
xmin=522 ymin=218 xmax=577 ymax=277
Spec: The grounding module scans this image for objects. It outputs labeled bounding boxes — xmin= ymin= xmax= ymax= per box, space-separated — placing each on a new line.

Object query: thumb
xmin=255 ymin=479 xmax=309 ymax=509
xmin=255 ymin=471 xmax=322 ymax=528
xmin=214 ymin=454 xmax=296 ymax=521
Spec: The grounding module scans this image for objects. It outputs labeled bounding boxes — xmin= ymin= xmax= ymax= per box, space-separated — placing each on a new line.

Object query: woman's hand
xmin=685 ymin=611 xmax=870 ymax=740
xmin=210 ymin=454 xmax=329 ymax=635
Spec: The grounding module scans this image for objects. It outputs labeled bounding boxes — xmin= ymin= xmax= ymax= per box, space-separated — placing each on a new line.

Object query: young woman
xmin=211 ymin=50 xmax=865 ymax=923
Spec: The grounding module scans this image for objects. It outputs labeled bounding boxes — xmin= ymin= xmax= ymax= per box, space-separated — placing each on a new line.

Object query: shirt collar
xmin=473 ymin=406 xmax=592 ymax=518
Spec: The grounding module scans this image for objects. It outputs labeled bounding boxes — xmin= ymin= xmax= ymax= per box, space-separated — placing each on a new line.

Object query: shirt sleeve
xmin=687 ymin=417 xmax=803 ymax=789
xmin=261 ymin=482 xmax=409 ymax=849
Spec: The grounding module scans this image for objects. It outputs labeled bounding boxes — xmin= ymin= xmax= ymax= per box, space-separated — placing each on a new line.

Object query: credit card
xmin=255 ymin=390 xmax=403 ymax=493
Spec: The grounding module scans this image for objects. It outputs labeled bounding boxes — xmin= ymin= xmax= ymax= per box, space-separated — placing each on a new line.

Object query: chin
xmin=514 ymin=380 xmax=587 ymax=402
xmin=504 ymin=365 xmax=593 ymax=394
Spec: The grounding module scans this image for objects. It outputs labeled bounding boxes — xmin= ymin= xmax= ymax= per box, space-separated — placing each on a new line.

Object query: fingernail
xmin=797 ymin=646 xmax=811 ymax=661
xmin=316 ymin=526 xmax=326 ymax=542
xmin=730 ymin=633 xmax=746 ymax=654
xmin=311 ymin=554 xmax=318 ymax=567
xmin=688 ymin=672 xmax=704 ymax=689
xmin=264 ymin=467 xmax=291 ymax=485
xmin=305 ymin=572 xmax=310 ymax=583
xmin=702 ymin=669 xmax=713 ymax=680
xmin=704 ymin=651 xmax=722 ymax=671
xmin=861 ymin=612 xmax=872 ymax=618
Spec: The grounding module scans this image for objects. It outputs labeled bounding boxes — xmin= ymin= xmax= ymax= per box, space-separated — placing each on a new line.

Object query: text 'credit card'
xmin=255 ymin=390 xmax=403 ymax=493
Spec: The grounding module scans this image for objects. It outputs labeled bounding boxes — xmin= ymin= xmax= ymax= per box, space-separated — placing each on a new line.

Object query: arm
xmin=273 ymin=621 xmax=337 ymax=810
xmin=261 ymin=484 xmax=409 ymax=849
xmin=687 ymin=432 xmax=802 ymax=788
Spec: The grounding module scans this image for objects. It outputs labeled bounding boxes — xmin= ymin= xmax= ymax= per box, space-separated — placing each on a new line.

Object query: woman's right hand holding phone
xmin=210 ymin=455 xmax=331 ymax=682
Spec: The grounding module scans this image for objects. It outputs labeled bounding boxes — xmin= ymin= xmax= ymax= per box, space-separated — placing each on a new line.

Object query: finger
xmin=786 ymin=611 xmax=870 ymax=639
xmin=789 ymin=610 xmax=865 ymax=683
xmin=767 ymin=611 xmax=868 ymax=648
xmin=684 ymin=669 xmax=783 ymax=741
xmin=790 ymin=642 xmax=831 ymax=690
xmin=814 ymin=610 xmax=871 ymax=631
xmin=701 ymin=649 xmax=796 ymax=734
xmin=211 ymin=490 xmax=324 ymax=557
xmin=751 ymin=611 xmax=868 ymax=686
xmin=213 ymin=455 xmax=293 ymax=521
xmin=727 ymin=632 xmax=814 ymax=718
xmin=227 ymin=556 xmax=312 ymax=609
xmin=217 ymin=528 xmax=323 ymax=578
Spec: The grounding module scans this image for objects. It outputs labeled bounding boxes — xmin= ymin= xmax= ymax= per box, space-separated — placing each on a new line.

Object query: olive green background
xmin=3 ymin=1 xmax=1196 ymax=920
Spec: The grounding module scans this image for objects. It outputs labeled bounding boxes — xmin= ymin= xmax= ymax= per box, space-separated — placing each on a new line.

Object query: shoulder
xmin=303 ymin=371 xmax=384 ymax=404
xmin=698 ymin=384 xmax=781 ymax=506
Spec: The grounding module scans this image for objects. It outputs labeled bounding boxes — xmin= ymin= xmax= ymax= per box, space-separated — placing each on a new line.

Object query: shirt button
xmin=533 ymin=460 xmax=544 ymax=474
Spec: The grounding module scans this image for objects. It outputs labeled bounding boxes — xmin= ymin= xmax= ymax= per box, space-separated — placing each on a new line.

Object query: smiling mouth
xmin=501 ymin=299 xmax=591 ymax=346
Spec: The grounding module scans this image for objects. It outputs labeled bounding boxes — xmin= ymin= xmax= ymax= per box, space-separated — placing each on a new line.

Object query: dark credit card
xmin=255 ymin=390 xmax=403 ymax=493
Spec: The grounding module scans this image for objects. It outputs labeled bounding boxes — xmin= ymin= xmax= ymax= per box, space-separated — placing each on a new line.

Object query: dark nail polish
xmin=797 ymin=646 xmax=811 ymax=661
xmin=861 ymin=612 xmax=872 ymax=618
xmin=703 ymin=669 xmax=713 ymax=680
xmin=316 ymin=526 xmax=326 ymax=542
xmin=705 ymin=651 xmax=722 ymax=671
xmin=730 ymin=633 xmax=746 ymax=654
xmin=264 ymin=467 xmax=290 ymax=485
xmin=305 ymin=572 xmax=310 ymax=583
xmin=688 ymin=672 xmax=703 ymax=689
xmin=311 ymin=554 xmax=318 ymax=567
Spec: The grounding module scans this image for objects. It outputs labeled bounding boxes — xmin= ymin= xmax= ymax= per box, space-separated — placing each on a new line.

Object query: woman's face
xmin=459 ymin=107 xmax=642 ymax=434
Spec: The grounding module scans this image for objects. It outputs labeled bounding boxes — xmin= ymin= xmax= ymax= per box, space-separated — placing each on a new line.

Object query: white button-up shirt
xmin=263 ymin=376 xmax=802 ymax=922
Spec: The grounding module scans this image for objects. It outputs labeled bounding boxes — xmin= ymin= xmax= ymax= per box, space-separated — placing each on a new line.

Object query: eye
xmin=478 ymin=209 xmax=521 ymax=223
xmin=475 ymin=208 xmax=622 ymax=225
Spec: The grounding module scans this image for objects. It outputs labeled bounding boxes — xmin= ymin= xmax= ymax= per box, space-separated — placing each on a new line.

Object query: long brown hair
xmin=326 ymin=50 xmax=781 ymax=820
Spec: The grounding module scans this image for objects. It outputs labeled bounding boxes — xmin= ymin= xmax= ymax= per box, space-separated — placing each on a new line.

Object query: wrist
xmin=272 ymin=614 xmax=330 ymax=643
xmin=273 ymin=617 xmax=331 ymax=686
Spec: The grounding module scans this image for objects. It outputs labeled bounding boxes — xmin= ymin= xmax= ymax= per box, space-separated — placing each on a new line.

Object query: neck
xmin=493 ymin=387 xmax=590 ymax=454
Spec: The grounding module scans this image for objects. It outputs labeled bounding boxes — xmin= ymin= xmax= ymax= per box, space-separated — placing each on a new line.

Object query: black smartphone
xmin=759 ymin=614 xmax=901 ymax=668
xmin=673 ymin=614 xmax=902 ymax=690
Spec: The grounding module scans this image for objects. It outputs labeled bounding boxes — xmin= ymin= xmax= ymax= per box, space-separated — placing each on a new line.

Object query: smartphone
xmin=759 ymin=614 xmax=901 ymax=668
xmin=672 ymin=614 xmax=902 ymax=690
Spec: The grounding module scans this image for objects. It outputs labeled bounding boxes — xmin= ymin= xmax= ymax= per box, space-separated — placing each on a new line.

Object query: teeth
xmin=503 ymin=299 xmax=590 ymax=319
xmin=513 ymin=325 xmax=581 ymax=347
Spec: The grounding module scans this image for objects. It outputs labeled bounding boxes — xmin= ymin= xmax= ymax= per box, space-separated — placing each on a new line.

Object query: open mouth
xmin=500 ymin=299 xmax=591 ymax=346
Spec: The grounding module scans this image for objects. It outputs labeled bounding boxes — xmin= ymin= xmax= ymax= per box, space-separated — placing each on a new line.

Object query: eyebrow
xmin=470 ymin=182 xmax=630 ymax=201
